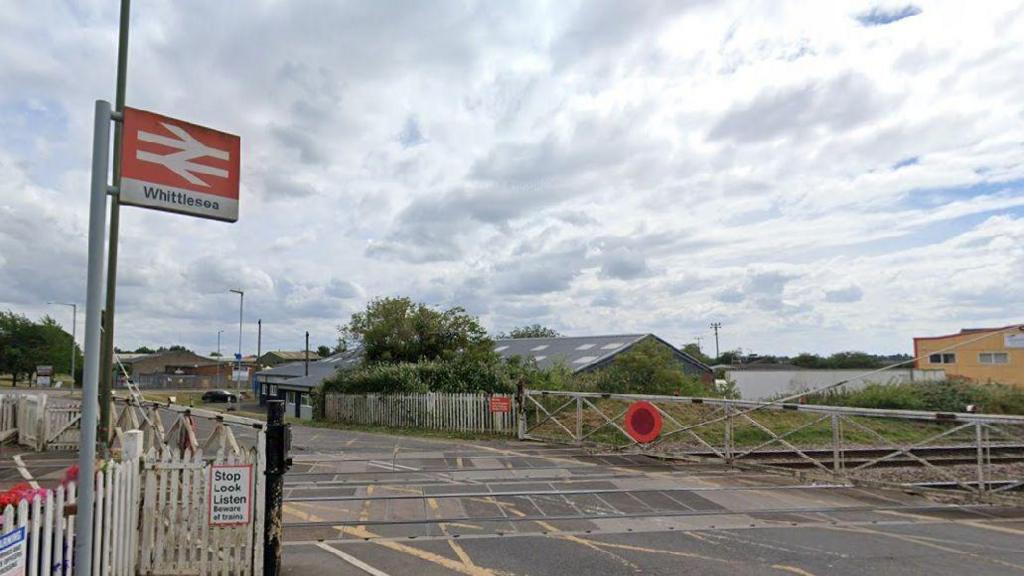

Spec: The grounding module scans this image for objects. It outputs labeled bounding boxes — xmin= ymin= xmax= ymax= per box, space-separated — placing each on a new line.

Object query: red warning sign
xmin=624 ymin=401 xmax=662 ymax=443
xmin=489 ymin=396 xmax=512 ymax=413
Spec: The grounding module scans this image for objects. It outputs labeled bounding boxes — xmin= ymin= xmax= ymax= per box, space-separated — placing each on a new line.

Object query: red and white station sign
xmin=120 ymin=107 xmax=241 ymax=222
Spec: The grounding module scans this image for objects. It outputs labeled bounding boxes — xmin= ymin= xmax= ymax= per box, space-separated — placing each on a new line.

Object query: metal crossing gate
xmin=520 ymin=390 xmax=1024 ymax=496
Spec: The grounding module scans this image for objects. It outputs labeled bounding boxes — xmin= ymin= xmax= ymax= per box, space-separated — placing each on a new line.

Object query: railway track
xmin=685 ymin=443 xmax=1024 ymax=469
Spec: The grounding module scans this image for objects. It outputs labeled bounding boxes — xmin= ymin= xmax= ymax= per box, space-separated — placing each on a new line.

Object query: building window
xmin=979 ymin=352 xmax=1009 ymax=365
xmin=929 ymin=353 xmax=956 ymax=364
xmin=301 ymin=394 xmax=312 ymax=407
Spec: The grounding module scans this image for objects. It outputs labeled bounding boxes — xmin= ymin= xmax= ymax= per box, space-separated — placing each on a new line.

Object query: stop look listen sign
xmin=119 ymin=107 xmax=241 ymax=222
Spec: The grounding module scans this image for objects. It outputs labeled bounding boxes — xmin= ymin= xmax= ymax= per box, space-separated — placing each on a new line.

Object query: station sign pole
xmin=76 ymin=99 xmax=116 ymax=576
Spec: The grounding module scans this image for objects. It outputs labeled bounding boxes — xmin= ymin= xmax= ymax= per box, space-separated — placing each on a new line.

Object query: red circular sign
xmin=624 ymin=401 xmax=662 ymax=443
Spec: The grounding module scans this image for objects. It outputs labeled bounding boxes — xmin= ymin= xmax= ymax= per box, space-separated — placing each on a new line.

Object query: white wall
xmin=726 ymin=368 xmax=946 ymax=400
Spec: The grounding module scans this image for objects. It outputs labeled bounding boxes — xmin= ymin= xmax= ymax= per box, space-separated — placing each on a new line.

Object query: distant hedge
xmin=803 ymin=379 xmax=1024 ymax=415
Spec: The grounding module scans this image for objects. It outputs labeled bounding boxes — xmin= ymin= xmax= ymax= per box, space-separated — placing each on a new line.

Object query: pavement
xmin=3 ymin=412 xmax=1023 ymax=575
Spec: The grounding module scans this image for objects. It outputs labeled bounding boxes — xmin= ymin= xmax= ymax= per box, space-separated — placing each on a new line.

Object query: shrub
xmin=803 ymin=379 xmax=1024 ymax=415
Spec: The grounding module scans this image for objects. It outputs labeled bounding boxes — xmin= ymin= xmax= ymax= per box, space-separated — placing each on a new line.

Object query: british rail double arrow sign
xmin=120 ymin=107 xmax=241 ymax=222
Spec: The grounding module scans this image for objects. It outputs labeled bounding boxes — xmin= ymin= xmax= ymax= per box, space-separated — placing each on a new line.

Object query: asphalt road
xmin=276 ymin=423 xmax=1024 ymax=576
xmin=4 ymin=409 xmax=1022 ymax=575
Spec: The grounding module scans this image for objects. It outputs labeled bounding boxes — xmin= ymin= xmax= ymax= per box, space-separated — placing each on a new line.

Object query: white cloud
xmin=1 ymin=0 xmax=1023 ymax=356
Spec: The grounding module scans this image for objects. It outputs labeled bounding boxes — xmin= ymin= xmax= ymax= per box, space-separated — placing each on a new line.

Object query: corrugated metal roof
xmin=254 ymin=346 xmax=362 ymax=389
xmin=494 ymin=334 xmax=711 ymax=374
xmin=493 ymin=334 xmax=648 ymax=372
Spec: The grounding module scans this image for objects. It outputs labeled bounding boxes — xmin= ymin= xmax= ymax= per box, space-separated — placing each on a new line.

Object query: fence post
xmin=575 ymin=396 xmax=582 ymax=445
xmin=516 ymin=384 xmax=526 ymax=440
xmin=831 ymin=413 xmax=842 ymax=476
xmin=723 ymin=404 xmax=733 ymax=462
xmin=263 ymin=400 xmax=290 ymax=576
xmin=975 ymin=422 xmax=985 ymax=493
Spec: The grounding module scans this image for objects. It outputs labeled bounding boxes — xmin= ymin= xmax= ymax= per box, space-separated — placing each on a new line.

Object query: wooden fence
xmin=12 ymin=395 xmax=81 ymax=452
xmin=139 ymin=446 xmax=264 ymax=576
xmin=1 ymin=484 xmax=77 ymax=576
xmin=0 ymin=396 xmax=267 ymax=576
xmin=322 ymin=393 xmax=518 ymax=435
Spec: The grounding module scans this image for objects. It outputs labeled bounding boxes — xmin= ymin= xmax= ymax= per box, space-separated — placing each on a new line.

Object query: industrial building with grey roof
xmin=493 ymin=334 xmax=711 ymax=376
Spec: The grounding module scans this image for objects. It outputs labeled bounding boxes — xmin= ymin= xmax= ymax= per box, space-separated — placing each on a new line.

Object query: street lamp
xmin=47 ymin=302 xmax=77 ymax=386
xmin=229 ymin=289 xmax=244 ymax=392
xmin=216 ymin=329 xmax=224 ymax=388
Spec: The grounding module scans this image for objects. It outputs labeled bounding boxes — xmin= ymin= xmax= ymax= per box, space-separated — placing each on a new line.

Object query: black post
xmin=304 ymin=331 xmax=309 ymax=377
xmin=264 ymin=400 xmax=290 ymax=576
xmin=257 ymin=319 xmax=262 ymax=364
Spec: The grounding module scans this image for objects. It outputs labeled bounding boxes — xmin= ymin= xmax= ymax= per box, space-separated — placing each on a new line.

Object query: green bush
xmin=804 ymin=379 xmax=1024 ymax=415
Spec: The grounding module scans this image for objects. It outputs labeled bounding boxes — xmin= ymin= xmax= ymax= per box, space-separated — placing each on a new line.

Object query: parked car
xmin=201 ymin=390 xmax=238 ymax=403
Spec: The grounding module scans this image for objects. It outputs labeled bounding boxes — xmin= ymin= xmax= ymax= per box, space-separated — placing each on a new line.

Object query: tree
xmin=826 ymin=351 xmax=881 ymax=369
xmin=209 ymin=352 xmax=223 ymax=358
xmin=790 ymin=353 xmax=825 ymax=368
xmin=341 ymin=297 xmax=495 ymax=365
xmin=681 ymin=343 xmax=711 ymax=365
xmin=0 ymin=311 xmax=81 ymax=386
xmin=133 ymin=346 xmax=156 ymax=354
xmin=316 ymin=345 xmax=332 ymax=358
xmin=714 ymin=349 xmax=743 ymax=365
xmin=157 ymin=345 xmax=192 ymax=353
xmin=581 ymin=338 xmax=704 ymax=396
xmin=501 ymin=324 xmax=561 ymax=339
xmin=0 ymin=311 xmax=41 ymax=386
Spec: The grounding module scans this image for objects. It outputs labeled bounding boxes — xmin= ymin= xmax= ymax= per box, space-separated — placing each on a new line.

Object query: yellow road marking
xmin=429 ymin=497 xmax=479 ymax=568
xmin=286 ymin=499 xmax=496 ymax=575
xmin=880 ymin=510 xmax=1024 ymax=538
xmin=824 ymin=525 xmax=1024 ymax=572
xmin=772 ymin=565 xmax=818 ymax=576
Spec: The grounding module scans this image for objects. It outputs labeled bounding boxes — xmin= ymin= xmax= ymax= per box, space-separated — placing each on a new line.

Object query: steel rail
xmin=281 ymin=502 xmax=994 ymax=529
xmin=283 ymin=483 xmax=852 ymax=503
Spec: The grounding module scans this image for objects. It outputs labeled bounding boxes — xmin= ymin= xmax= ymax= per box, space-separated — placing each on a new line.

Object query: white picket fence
xmin=1 ymin=483 xmax=77 ymax=576
xmin=323 ymin=392 xmax=518 ymax=434
xmin=12 ymin=395 xmax=82 ymax=452
xmin=0 ymin=395 xmax=17 ymax=442
xmin=139 ymin=447 xmax=265 ymax=576
xmin=0 ymin=396 xmax=267 ymax=576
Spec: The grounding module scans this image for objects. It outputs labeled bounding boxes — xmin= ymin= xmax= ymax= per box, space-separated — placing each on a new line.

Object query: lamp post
xmin=47 ymin=302 xmax=78 ymax=386
xmin=229 ymin=289 xmax=244 ymax=392
xmin=216 ymin=329 xmax=224 ymax=388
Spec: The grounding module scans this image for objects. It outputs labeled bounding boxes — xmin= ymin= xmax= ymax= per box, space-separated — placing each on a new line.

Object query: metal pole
xmin=217 ymin=330 xmax=223 ymax=388
xmin=77 ymin=99 xmax=113 ymax=576
xmin=71 ymin=304 xmax=77 ymax=386
xmin=264 ymin=400 xmax=290 ymax=576
xmin=99 ymin=0 xmax=131 ymax=446
xmin=229 ymin=289 xmax=244 ymax=391
xmin=257 ymin=319 xmax=262 ymax=391
xmin=710 ymin=322 xmax=722 ymax=359
xmin=304 ymin=331 xmax=309 ymax=377
xmin=238 ymin=291 xmax=243 ymax=390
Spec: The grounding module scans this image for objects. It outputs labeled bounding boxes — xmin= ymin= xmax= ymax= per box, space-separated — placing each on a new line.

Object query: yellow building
xmin=914 ymin=325 xmax=1024 ymax=387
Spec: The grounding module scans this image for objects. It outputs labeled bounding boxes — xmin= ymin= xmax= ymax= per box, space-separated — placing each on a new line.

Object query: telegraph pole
xmin=99 ymin=0 xmax=132 ymax=445
xmin=710 ymin=322 xmax=722 ymax=359
xmin=694 ymin=336 xmax=704 ymax=355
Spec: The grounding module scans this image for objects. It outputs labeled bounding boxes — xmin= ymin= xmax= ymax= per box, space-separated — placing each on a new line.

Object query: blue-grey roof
xmin=494 ymin=334 xmax=711 ymax=375
xmin=254 ymin=346 xmax=363 ymax=389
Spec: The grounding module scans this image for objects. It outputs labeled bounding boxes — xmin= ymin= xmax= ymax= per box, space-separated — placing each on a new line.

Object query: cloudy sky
xmin=2 ymin=1 xmax=1023 ymax=358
